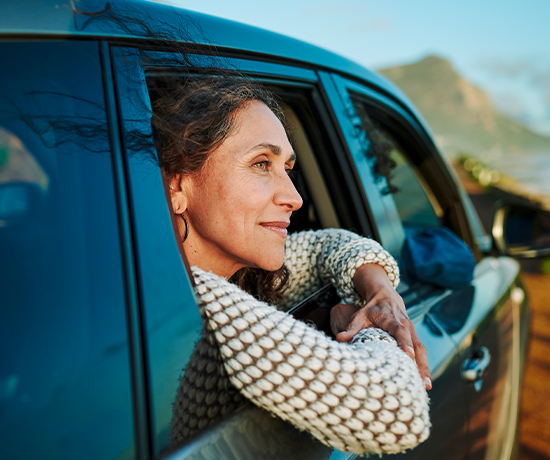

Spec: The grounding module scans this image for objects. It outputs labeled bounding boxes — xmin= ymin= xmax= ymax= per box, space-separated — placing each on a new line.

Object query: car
xmin=1 ymin=1 xmax=549 ymax=459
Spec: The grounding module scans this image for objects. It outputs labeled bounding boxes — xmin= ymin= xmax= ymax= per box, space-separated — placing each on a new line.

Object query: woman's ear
xmin=169 ymin=173 xmax=189 ymax=214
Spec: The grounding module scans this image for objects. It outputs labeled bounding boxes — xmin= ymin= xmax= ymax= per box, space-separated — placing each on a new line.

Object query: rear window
xmin=0 ymin=41 xmax=135 ymax=460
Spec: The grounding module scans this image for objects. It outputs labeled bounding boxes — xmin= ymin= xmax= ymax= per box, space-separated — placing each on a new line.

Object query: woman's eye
xmin=253 ymin=160 xmax=270 ymax=170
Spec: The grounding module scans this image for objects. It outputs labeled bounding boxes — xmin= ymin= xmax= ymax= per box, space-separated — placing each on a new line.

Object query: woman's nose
xmin=275 ymin=173 xmax=303 ymax=211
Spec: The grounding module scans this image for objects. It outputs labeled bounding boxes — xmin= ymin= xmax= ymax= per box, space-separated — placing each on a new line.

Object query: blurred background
xmin=177 ymin=0 xmax=550 ymax=192
xmin=170 ymin=1 xmax=550 ymax=458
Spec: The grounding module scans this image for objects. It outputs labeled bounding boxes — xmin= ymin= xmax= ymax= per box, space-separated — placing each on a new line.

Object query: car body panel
xmin=436 ymin=257 xmax=527 ymax=460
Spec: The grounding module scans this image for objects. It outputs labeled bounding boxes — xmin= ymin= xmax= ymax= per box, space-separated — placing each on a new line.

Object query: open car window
xmin=126 ymin=64 xmax=359 ymax=456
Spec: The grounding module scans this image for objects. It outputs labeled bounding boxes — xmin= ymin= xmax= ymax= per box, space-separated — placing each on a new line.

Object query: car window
xmin=282 ymin=105 xmax=340 ymax=231
xmin=0 ymin=42 xmax=135 ymax=459
xmin=349 ymin=95 xmax=443 ymax=230
xmin=112 ymin=48 xmax=368 ymax=455
xmin=141 ymin=74 xmax=347 ymax=454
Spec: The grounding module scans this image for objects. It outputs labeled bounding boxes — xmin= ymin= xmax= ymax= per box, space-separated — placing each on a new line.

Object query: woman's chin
xmin=255 ymin=253 xmax=285 ymax=272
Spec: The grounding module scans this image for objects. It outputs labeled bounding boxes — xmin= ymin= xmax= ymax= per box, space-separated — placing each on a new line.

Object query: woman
xmin=153 ymin=77 xmax=431 ymax=454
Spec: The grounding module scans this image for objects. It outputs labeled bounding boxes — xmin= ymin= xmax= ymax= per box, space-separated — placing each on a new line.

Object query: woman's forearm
xmin=279 ymin=229 xmax=400 ymax=310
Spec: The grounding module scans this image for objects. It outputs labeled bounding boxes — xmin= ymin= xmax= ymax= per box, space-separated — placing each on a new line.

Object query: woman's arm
xmin=281 ymin=229 xmax=399 ymax=309
xmin=281 ymin=229 xmax=430 ymax=388
xmin=193 ymin=267 xmax=430 ymax=455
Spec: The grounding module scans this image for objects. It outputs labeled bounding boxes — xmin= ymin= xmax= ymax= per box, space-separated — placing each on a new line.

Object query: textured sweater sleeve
xmin=193 ymin=267 xmax=430 ymax=455
xmin=281 ymin=229 xmax=400 ymax=309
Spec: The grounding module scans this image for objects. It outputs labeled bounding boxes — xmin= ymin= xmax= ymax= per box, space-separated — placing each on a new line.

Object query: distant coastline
xmin=459 ymin=155 xmax=550 ymax=212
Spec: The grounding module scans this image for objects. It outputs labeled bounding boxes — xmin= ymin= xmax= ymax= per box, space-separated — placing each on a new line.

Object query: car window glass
xmin=350 ymin=96 xmax=443 ymax=230
xmin=0 ymin=41 xmax=134 ymax=460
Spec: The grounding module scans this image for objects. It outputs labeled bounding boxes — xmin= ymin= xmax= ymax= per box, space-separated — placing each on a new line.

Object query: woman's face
xmin=171 ymin=100 xmax=303 ymax=278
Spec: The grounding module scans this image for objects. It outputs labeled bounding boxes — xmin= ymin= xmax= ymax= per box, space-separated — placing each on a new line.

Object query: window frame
xmin=144 ymin=64 xmax=378 ymax=238
xmin=108 ymin=45 xmax=388 ymax=458
xmin=323 ymin=73 xmax=487 ymax=258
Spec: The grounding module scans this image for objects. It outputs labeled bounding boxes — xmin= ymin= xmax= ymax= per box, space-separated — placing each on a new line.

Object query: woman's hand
xmin=331 ymin=263 xmax=432 ymax=390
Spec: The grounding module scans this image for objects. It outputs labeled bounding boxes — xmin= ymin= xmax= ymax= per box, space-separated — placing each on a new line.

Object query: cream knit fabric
xmin=280 ymin=229 xmax=399 ymax=309
xmin=170 ymin=230 xmax=429 ymax=454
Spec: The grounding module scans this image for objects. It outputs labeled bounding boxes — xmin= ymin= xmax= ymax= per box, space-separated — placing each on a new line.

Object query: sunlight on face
xmin=176 ymin=101 xmax=303 ymax=278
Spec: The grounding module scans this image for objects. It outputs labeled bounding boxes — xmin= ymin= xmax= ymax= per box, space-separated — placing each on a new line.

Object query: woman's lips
xmin=260 ymin=221 xmax=289 ymax=237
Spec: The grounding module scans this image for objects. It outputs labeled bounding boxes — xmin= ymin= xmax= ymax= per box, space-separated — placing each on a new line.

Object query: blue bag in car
xmin=402 ymin=227 xmax=476 ymax=289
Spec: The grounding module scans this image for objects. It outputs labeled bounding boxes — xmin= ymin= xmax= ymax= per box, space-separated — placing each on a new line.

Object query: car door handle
xmin=462 ymin=346 xmax=491 ymax=390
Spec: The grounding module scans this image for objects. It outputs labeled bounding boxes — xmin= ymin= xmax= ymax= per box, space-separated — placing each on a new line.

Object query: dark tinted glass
xmin=0 ymin=41 xmax=134 ymax=459
xmin=504 ymin=206 xmax=550 ymax=247
xmin=350 ymin=96 xmax=442 ymax=228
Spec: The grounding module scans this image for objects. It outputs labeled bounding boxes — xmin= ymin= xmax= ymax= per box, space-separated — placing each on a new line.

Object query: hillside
xmin=378 ymin=55 xmax=550 ymax=158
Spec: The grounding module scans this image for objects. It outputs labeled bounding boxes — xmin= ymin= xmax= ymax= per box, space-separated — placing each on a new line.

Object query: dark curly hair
xmin=151 ymin=76 xmax=290 ymax=302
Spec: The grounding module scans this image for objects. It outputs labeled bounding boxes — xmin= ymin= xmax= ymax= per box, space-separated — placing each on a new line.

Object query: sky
xmin=166 ymin=0 xmax=550 ymax=136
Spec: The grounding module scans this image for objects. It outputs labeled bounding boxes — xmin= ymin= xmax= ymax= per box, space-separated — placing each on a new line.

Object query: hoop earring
xmin=181 ymin=214 xmax=189 ymax=242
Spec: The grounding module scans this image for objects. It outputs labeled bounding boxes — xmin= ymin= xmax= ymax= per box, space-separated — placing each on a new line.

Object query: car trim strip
xmin=99 ymin=40 xmax=152 ymax=460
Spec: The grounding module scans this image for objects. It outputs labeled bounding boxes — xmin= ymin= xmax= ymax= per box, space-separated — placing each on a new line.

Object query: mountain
xmin=377 ymin=55 xmax=550 ymax=158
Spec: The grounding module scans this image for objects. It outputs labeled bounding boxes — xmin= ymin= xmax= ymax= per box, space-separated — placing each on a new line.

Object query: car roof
xmin=0 ymin=0 xmax=427 ymax=129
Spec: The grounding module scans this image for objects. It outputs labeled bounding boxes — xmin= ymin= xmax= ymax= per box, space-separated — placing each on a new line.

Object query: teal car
xmin=1 ymin=1 xmax=548 ymax=459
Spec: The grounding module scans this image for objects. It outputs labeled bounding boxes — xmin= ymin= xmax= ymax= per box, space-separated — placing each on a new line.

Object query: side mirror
xmin=492 ymin=202 xmax=550 ymax=258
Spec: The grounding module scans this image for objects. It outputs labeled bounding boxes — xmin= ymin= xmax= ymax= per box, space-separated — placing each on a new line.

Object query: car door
xmin=0 ymin=40 xmax=136 ymax=460
xmin=324 ymin=73 xmax=528 ymax=460
xmin=321 ymin=72 xmax=472 ymax=460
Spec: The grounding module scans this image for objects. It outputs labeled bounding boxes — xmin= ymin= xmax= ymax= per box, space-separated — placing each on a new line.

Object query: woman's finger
xmin=335 ymin=309 xmax=372 ymax=342
xmin=410 ymin=328 xmax=431 ymax=389
xmin=374 ymin=313 xmax=415 ymax=358
xmin=330 ymin=303 xmax=361 ymax=336
xmin=334 ymin=302 xmax=432 ymax=390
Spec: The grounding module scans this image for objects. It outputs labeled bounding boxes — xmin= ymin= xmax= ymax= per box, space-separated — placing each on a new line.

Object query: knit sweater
xmin=170 ymin=229 xmax=430 ymax=454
